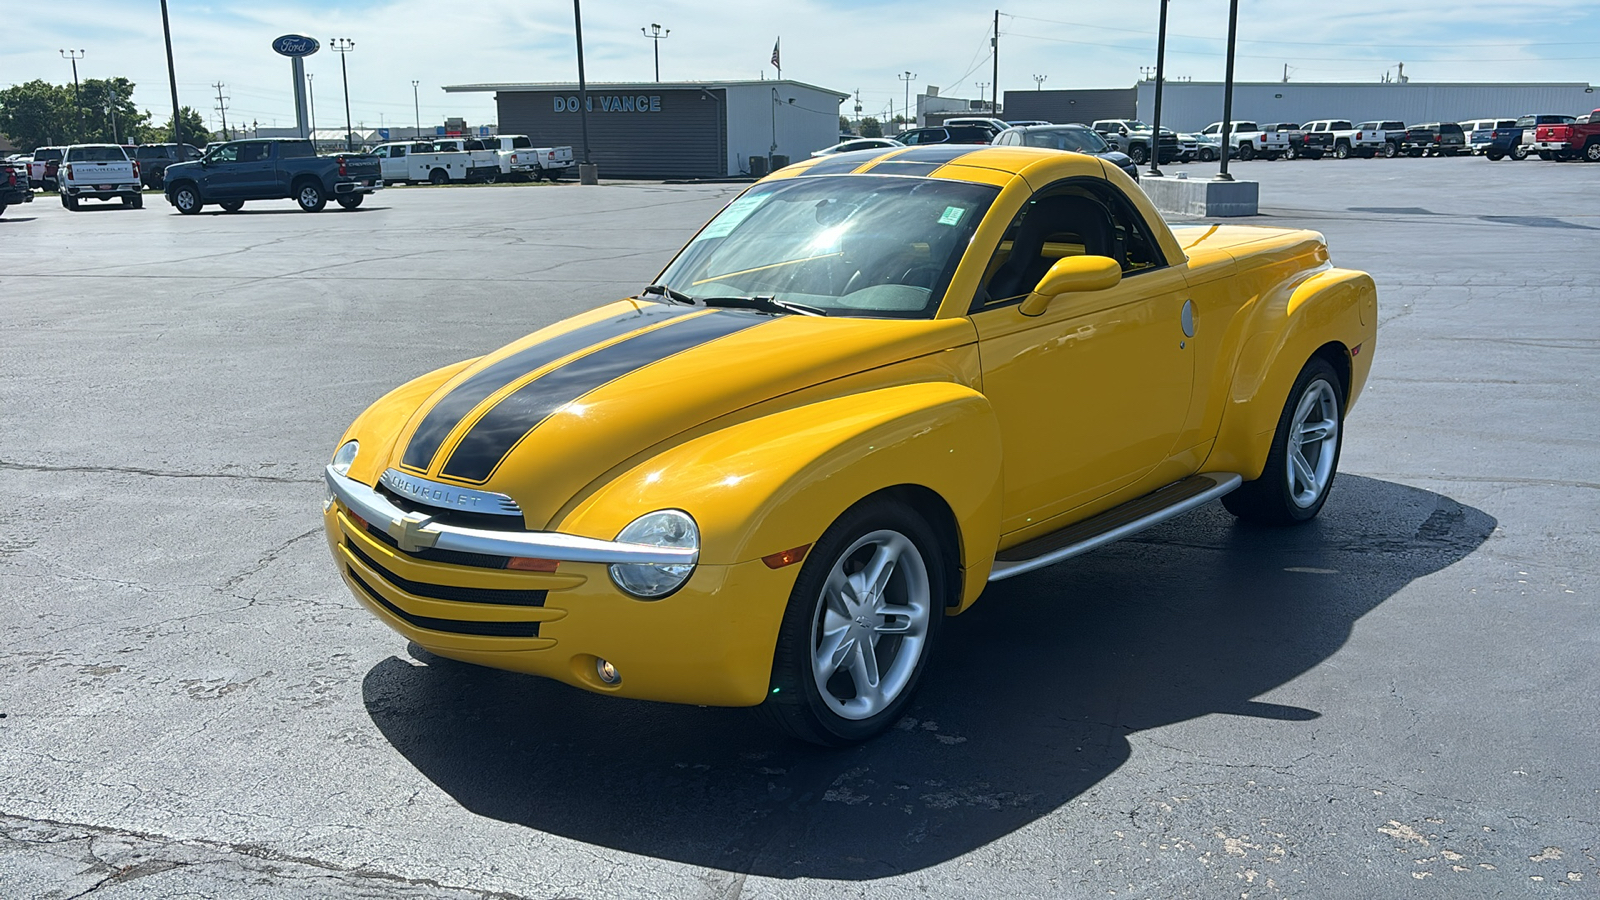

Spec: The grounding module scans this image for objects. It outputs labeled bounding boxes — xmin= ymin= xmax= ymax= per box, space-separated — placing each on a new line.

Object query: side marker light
xmin=762 ymin=544 xmax=812 ymax=569
xmin=508 ymin=557 xmax=560 ymax=572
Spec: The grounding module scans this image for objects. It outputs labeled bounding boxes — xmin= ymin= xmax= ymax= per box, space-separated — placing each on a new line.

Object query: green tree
xmin=839 ymin=115 xmax=850 ymax=133
xmin=141 ymin=106 xmax=211 ymax=146
xmin=859 ymin=116 xmax=882 ymax=138
xmin=78 ymin=77 xmax=150 ymax=144
xmin=0 ymin=79 xmax=78 ymax=149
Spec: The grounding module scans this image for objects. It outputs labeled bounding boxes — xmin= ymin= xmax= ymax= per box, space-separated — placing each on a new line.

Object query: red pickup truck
xmin=1532 ymin=110 xmax=1600 ymax=162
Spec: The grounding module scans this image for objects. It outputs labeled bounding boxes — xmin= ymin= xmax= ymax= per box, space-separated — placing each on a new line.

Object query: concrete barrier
xmin=1140 ymin=175 xmax=1258 ymax=217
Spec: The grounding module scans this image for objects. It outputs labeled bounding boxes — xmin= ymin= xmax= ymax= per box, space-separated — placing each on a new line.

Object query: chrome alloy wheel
xmin=809 ymin=529 xmax=932 ymax=721
xmin=1287 ymin=379 xmax=1340 ymax=508
xmin=299 ymin=185 xmax=320 ymax=207
xmin=174 ymin=189 xmax=195 ymax=211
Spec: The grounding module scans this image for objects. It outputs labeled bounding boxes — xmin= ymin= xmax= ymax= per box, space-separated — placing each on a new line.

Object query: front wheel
xmin=1486 ymin=151 xmax=1505 ymax=161
xmin=1198 ymin=148 xmax=1216 ymax=162
xmin=1237 ymin=143 xmax=1255 ymax=161
xmin=757 ymin=499 xmax=946 ymax=746
xmin=295 ymin=181 xmax=327 ymax=212
xmin=1585 ymin=142 xmax=1600 ymax=162
xmin=1223 ymin=357 xmax=1345 ymax=525
xmin=171 ymin=184 xmax=202 ymax=214
xmin=1128 ymin=144 xmax=1148 ymax=165
xmin=336 ymin=193 xmax=364 ymax=210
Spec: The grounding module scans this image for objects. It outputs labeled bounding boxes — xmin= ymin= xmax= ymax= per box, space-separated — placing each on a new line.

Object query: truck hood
xmin=383 ymin=300 xmax=974 ymax=529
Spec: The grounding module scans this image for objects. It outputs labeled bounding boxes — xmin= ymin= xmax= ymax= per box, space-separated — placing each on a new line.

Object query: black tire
xmin=0 ymin=201 xmax=7 ymax=218
xmin=1585 ymin=141 xmax=1600 ymax=163
xmin=1283 ymin=145 xmax=1298 ymax=160
xmin=1511 ymin=144 xmax=1530 ymax=161
xmin=1382 ymin=141 xmax=1398 ymax=158
xmin=1407 ymin=148 xmax=1423 ymax=158
xmin=1198 ymin=148 xmax=1216 ymax=162
xmin=1129 ymin=144 xmax=1148 ymax=165
xmin=336 ymin=193 xmax=364 ymax=210
xmin=61 ymin=194 xmax=79 ymax=211
xmin=1222 ymin=356 xmax=1345 ymax=526
xmin=428 ymin=168 xmax=449 ymax=185
xmin=218 ymin=199 xmax=244 ymax=212
xmin=755 ymin=498 xmax=948 ymax=746
xmin=1486 ymin=151 xmax=1505 ymax=161
xmin=1536 ymin=150 xmax=1554 ymax=161
xmin=1237 ymin=143 xmax=1255 ymax=161
xmin=125 ymin=194 xmax=143 ymax=209
xmin=294 ymin=180 xmax=327 ymax=212
xmin=170 ymin=183 xmax=202 ymax=215
xmin=1333 ymin=142 xmax=1350 ymax=159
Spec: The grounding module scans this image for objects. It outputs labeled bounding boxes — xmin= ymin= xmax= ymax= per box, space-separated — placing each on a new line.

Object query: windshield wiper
xmin=640 ymin=284 xmax=697 ymax=305
xmin=700 ymin=294 xmax=828 ymax=317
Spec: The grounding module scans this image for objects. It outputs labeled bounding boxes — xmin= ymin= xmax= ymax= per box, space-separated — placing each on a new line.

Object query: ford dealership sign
xmin=272 ymin=34 xmax=320 ymax=57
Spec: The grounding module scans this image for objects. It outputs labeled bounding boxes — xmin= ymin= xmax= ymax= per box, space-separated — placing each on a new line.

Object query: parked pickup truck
xmin=1090 ymin=119 xmax=1186 ymax=165
xmin=1463 ymin=118 xmax=1517 ymax=155
xmin=1352 ymin=121 xmax=1406 ymax=158
xmin=1399 ymin=122 xmax=1465 ymax=157
xmin=0 ymin=159 xmax=33 ymax=217
xmin=480 ymin=135 xmax=575 ymax=180
xmin=1485 ymin=114 xmax=1573 ymax=161
xmin=1531 ymin=110 xmax=1600 ymax=162
xmin=134 ymin=143 xmax=203 ymax=188
xmin=1201 ymin=121 xmax=1289 ymax=161
xmin=28 ymin=146 xmax=64 ymax=190
xmin=1276 ymin=123 xmax=1331 ymax=159
xmin=370 ymin=141 xmax=496 ymax=185
xmin=429 ymin=138 xmax=503 ymax=181
xmin=162 ymin=138 xmax=382 ymax=214
xmin=58 ymin=144 xmax=143 ymax=210
xmin=1301 ymin=120 xmax=1360 ymax=159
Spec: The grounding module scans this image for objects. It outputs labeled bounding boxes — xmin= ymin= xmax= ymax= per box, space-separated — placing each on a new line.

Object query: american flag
xmin=771 ymin=39 xmax=780 ymax=69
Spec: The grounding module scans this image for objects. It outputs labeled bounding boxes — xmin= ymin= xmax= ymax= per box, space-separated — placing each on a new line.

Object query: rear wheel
xmin=171 ymin=183 xmax=202 ymax=214
xmin=61 ymin=194 xmax=79 ymax=211
xmin=295 ymin=181 xmax=327 ymax=212
xmin=1223 ymin=356 xmax=1345 ymax=525
xmin=1382 ymin=141 xmax=1398 ymax=158
xmin=1585 ymin=141 xmax=1600 ymax=162
xmin=1237 ymin=143 xmax=1255 ymax=161
xmin=1537 ymin=150 xmax=1555 ymax=161
xmin=1198 ymin=147 xmax=1216 ymax=162
xmin=1283 ymin=145 xmax=1298 ymax=160
xmin=1333 ymin=142 xmax=1350 ymax=159
xmin=756 ymin=499 xmax=946 ymax=746
xmin=218 ymin=200 xmax=245 ymax=212
xmin=125 ymin=194 xmax=143 ymax=209
xmin=1511 ymin=144 xmax=1530 ymax=160
xmin=1486 ymin=150 xmax=1505 ymax=161
xmin=336 ymin=193 xmax=364 ymax=210
xmin=428 ymin=168 xmax=449 ymax=185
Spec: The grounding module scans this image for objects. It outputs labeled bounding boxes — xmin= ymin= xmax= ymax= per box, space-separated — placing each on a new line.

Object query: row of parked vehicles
xmin=0 ymin=133 xmax=578 ymax=216
xmin=832 ymin=111 xmax=1600 ymax=167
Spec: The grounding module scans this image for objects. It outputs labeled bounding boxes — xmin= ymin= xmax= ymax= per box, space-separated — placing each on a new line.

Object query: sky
xmin=5 ymin=0 xmax=1597 ymax=133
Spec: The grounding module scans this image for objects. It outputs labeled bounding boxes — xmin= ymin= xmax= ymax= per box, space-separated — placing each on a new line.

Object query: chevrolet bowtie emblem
xmin=387 ymin=512 xmax=440 ymax=553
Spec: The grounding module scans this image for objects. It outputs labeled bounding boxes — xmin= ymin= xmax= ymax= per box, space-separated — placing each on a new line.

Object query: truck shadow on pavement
xmin=363 ymin=475 xmax=1493 ymax=880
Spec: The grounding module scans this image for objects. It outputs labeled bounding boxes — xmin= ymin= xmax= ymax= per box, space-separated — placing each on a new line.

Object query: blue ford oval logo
xmin=272 ymin=34 xmax=320 ymax=57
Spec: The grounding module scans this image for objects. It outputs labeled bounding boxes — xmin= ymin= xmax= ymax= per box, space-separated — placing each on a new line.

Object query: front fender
xmin=561 ymin=382 xmax=1003 ymax=610
xmin=1207 ymin=268 xmax=1377 ymax=479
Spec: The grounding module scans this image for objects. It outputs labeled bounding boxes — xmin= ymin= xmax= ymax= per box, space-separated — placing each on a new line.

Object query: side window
xmin=209 ymin=144 xmax=240 ymax=163
xmin=512 ymin=137 xmax=532 ymax=149
xmin=900 ymin=131 xmax=920 ymax=145
xmin=973 ymin=182 xmax=1169 ymax=309
xmin=237 ymin=142 xmax=268 ymax=163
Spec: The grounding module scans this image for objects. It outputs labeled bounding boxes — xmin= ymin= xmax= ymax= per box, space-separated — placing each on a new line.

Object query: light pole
xmin=1148 ymin=0 xmax=1170 ymax=178
xmin=160 ymin=0 xmax=183 ymax=148
xmin=1033 ymin=74 xmax=1047 ymax=91
xmin=411 ymin=80 xmax=420 ymax=138
xmin=898 ymin=71 xmax=916 ymax=130
xmin=1217 ymin=0 xmax=1239 ymax=182
xmin=307 ymin=73 xmax=317 ymax=148
xmin=573 ymin=0 xmax=596 ymax=183
xmin=60 ymin=49 xmax=85 ymax=135
xmin=641 ymin=23 xmax=669 ymax=83
xmin=330 ymin=37 xmax=355 ymax=151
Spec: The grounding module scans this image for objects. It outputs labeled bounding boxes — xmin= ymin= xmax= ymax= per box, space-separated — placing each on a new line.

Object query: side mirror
xmin=1018 ymin=256 xmax=1123 ymax=316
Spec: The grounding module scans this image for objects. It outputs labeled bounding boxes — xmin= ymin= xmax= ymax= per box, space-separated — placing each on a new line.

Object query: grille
xmin=346 ymin=541 xmax=548 ymax=608
xmin=347 ymin=568 xmax=542 ymax=638
xmin=362 ymin=520 xmax=511 ymax=570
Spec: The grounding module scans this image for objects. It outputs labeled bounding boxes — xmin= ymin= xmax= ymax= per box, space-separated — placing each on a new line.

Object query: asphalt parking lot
xmin=2 ymin=157 xmax=1597 ymax=898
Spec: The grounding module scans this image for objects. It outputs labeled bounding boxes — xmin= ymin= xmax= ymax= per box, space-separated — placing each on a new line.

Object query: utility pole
xmin=991 ymin=9 xmax=1000 ymax=116
xmin=977 ymin=83 xmax=989 ymax=114
xmin=103 ymin=102 xmax=118 ymax=143
xmin=641 ymin=23 xmax=669 ymax=82
xmin=573 ymin=0 xmax=596 ymax=183
xmin=1033 ymin=74 xmax=1047 ymax=91
xmin=160 ymin=0 xmax=183 ymax=148
xmin=853 ymin=89 xmax=862 ymax=130
xmin=411 ymin=80 xmax=420 ymax=138
xmin=330 ymin=38 xmax=355 ymax=151
xmin=1149 ymin=0 xmax=1170 ymax=178
xmin=60 ymin=50 xmax=85 ymax=135
xmin=307 ymin=73 xmax=317 ymax=147
xmin=213 ymin=82 xmax=230 ymax=140
xmin=1217 ymin=0 xmax=1240 ymax=182
xmin=898 ymin=71 xmax=916 ymax=129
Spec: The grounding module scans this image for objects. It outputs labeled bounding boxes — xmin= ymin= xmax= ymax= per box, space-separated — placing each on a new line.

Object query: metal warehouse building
xmin=1132 ymin=81 xmax=1598 ymax=132
xmin=444 ymin=80 xmax=848 ymax=180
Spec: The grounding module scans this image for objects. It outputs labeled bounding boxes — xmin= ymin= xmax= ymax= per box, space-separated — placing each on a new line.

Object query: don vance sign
xmin=554 ymin=95 xmax=663 ymax=113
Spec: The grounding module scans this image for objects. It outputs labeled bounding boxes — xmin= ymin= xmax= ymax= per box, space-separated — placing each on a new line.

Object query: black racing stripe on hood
xmin=440 ymin=311 xmax=768 ymax=483
xmin=399 ymin=303 xmax=693 ymax=472
xmin=799 ymin=150 xmax=899 ymax=176
xmin=861 ymin=160 xmax=942 ymax=177
xmin=890 ymin=145 xmax=984 ymax=164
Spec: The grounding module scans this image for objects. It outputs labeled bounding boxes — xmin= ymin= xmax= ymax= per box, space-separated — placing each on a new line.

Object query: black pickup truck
xmin=0 ymin=160 xmax=34 ymax=217
xmin=162 ymin=138 xmax=382 ymax=214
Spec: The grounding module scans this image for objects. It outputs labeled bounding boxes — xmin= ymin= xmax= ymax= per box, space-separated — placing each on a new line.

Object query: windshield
xmin=655 ymin=175 xmax=998 ymax=319
xmin=1022 ymin=128 xmax=1110 ymax=153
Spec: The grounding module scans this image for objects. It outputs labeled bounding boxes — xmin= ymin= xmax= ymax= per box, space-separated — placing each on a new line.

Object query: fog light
xmin=596 ymin=658 xmax=621 ymax=685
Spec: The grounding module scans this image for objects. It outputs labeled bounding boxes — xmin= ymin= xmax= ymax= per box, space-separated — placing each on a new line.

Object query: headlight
xmin=608 ymin=510 xmax=698 ymax=599
xmin=331 ymin=440 xmax=359 ymax=476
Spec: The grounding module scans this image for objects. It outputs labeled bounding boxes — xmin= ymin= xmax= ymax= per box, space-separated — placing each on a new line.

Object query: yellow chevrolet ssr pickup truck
xmin=323 ymin=144 xmax=1376 ymax=744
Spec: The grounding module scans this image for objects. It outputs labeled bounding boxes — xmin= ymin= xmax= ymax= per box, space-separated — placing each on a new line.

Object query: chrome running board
xmin=987 ymin=472 xmax=1243 ymax=582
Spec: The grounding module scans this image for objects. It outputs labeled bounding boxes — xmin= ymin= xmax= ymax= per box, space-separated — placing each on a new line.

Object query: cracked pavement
xmin=2 ymin=165 xmax=1597 ymax=897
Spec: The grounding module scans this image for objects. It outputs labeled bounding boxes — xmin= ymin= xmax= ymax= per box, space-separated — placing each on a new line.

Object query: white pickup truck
xmin=1351 ymin=120 xmax=1407 ymax=158
xmin=1302 ymin=120 xmax=1361 ymax=159
xmin=479 ymin=135 xmax=575 ymax=181
xmin=369 ymin=142 xmax=498 ymax=185
xmin=58 ymin=144 xmax=143 ymax=210
xmin=1201 ymin=121 xmax=1290 ymax=161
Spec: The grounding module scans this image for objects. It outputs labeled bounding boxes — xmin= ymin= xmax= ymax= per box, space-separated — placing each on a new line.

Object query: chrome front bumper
xmin=324 ymin=465 xmax=697 ymax=565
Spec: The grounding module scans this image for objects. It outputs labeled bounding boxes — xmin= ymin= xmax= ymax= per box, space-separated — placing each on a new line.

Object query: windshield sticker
xmin=700 ymin=194 xmax=769 ymax=239
xmin=937 ymin=206 xmax=967 ymax=227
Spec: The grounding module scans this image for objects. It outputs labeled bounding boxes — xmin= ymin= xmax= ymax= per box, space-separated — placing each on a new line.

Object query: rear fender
xmin=562 ymin=383 xmax=1003 ymax=611
xmin=1206 ymin=268 xmax=1377 ymax=479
